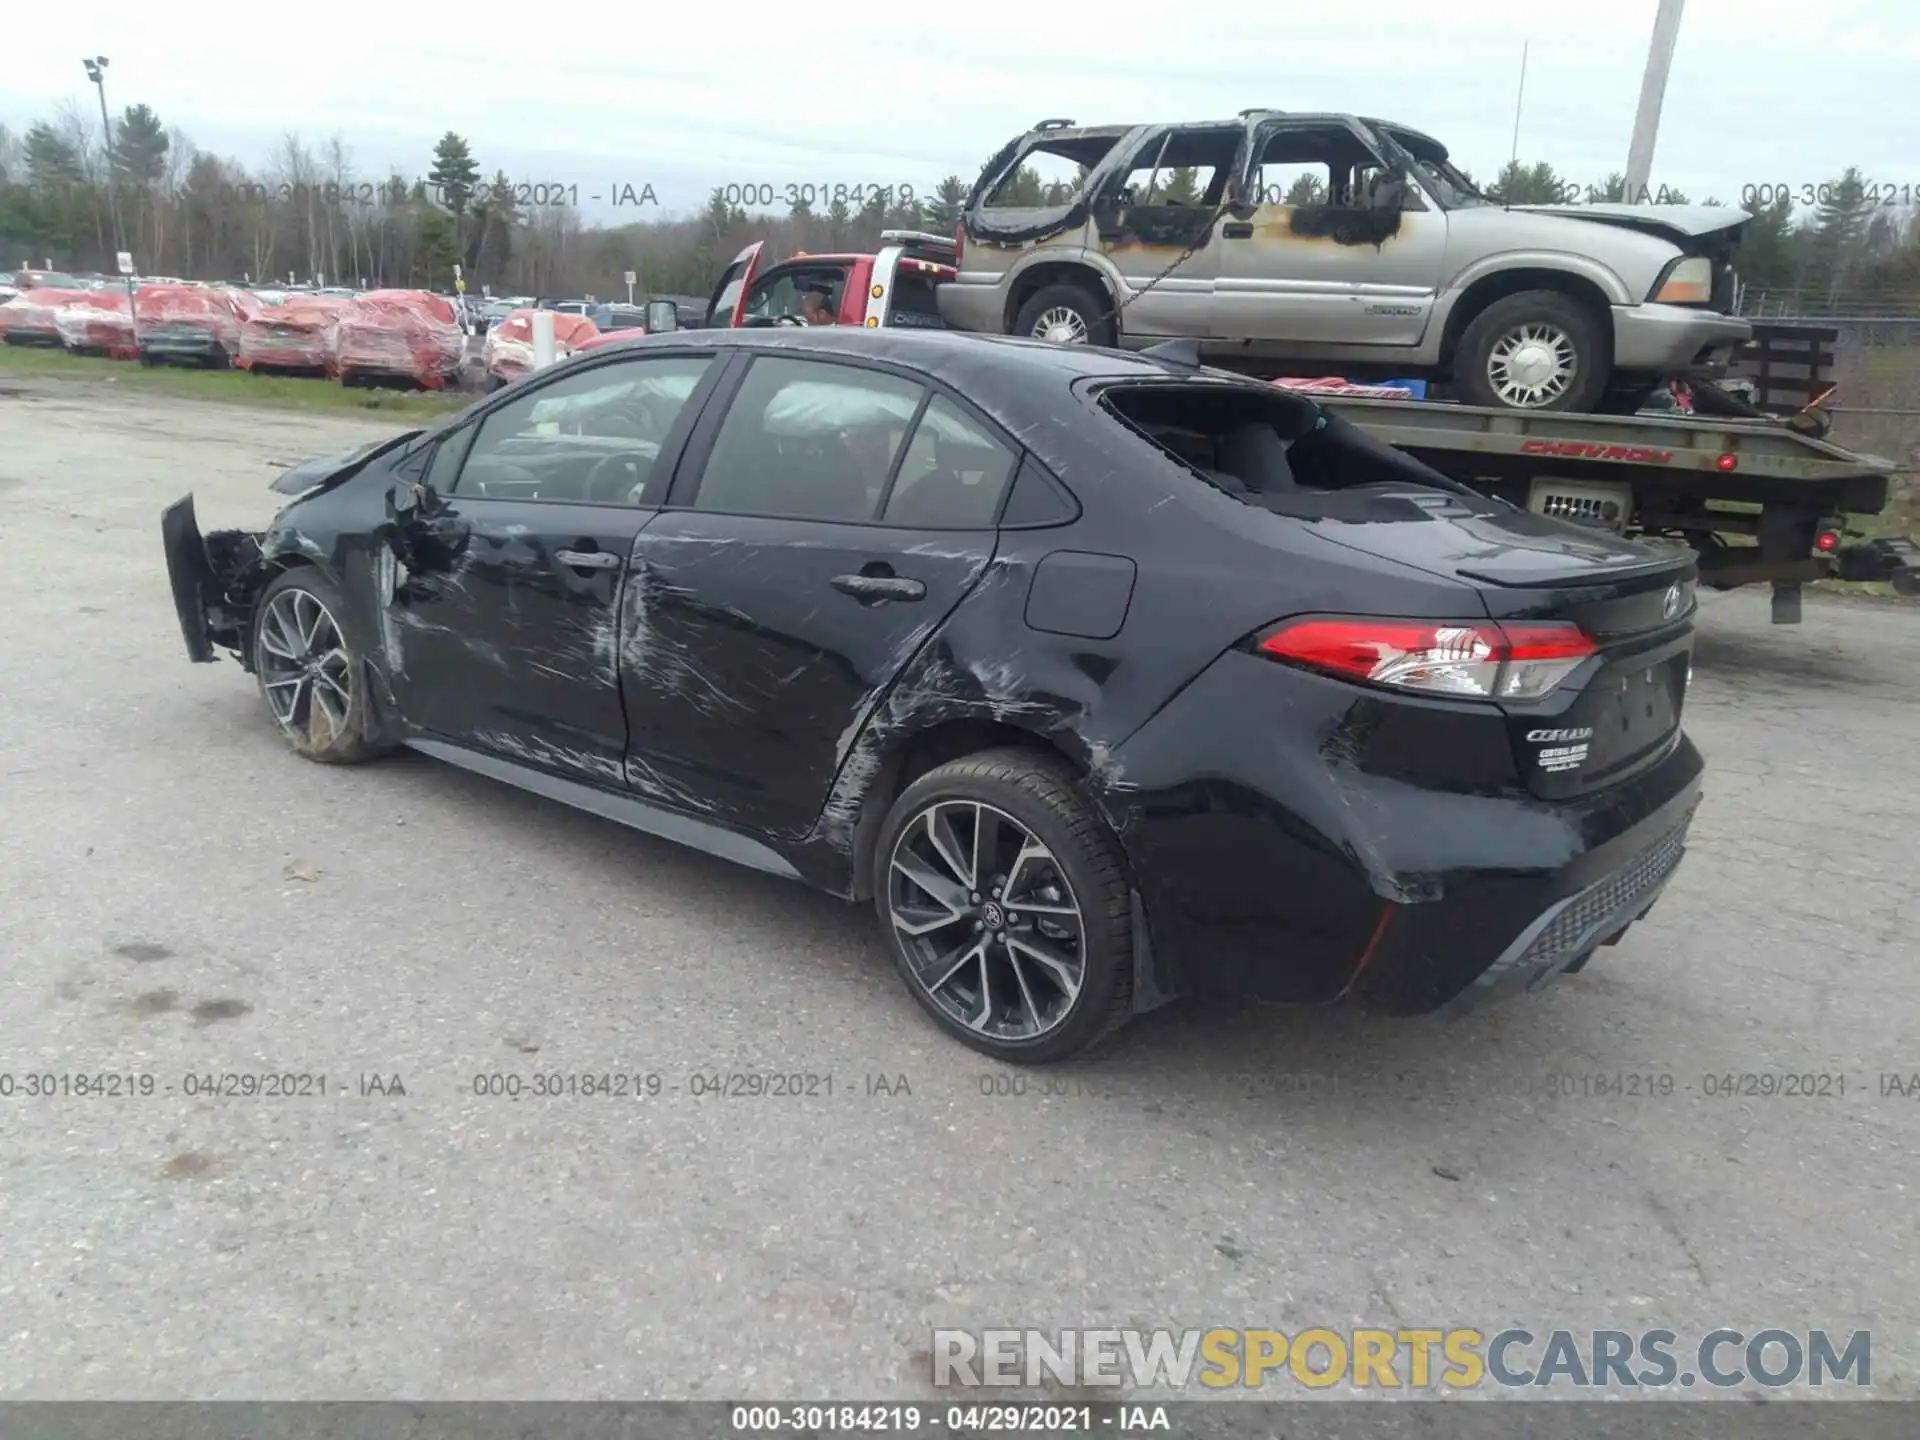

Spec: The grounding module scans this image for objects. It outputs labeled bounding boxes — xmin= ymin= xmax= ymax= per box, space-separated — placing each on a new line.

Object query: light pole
xmin=1624 ymin=0 xmax=1686 ymax=204
xmin=82 ymin=56 xmax=138 ymax=342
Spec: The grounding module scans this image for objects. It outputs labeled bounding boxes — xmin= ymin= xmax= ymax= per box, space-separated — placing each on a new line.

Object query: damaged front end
xmin=161 ymin=495 xmax=275 ymax=667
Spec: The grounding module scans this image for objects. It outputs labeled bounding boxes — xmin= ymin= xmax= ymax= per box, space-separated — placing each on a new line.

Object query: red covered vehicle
xmin=482 ymin=308 xmax=599 ymax=388
xmin=55 ymin=289 xmax=138 ymax=359
xmin=135 ymin=284 xmax=260 ymax=368
xmin=333 ymin=290 xmax=465 ymax=389
xmin=238 ymin=294 xmax=348 ymax=375
xmin=0 ymin=287 xmax=94 ymax=347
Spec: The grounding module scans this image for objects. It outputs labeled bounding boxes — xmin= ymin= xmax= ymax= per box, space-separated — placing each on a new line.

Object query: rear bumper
xmin=1612 ymin=303 xmax=1751 ymax=375
xmin=936 ymin=276 xmax=1006 ymax=334
xmin=1097 ymin=649 xmax=1706 ymax=1015
xmin=141 ymin=326 xmax=225 ymax=359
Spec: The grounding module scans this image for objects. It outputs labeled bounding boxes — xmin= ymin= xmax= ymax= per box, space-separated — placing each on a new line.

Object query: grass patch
xmin=0 ymin=342 xmax=472 ymax=419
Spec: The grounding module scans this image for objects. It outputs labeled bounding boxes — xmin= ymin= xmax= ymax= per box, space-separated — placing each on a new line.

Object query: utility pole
xmin=1624 ymin=0 xmax=1686 ymax=204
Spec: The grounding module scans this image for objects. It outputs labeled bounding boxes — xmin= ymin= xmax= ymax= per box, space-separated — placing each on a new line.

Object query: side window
xmin=690 ymin=357 xmax=925 ymax=522
xmin=425 ymin=424 xmax=474 ymax=492
xmin=743 ymin=265 xmax=849 ymax=325
xmin=880 ymin=395 xmax=1018 ymax=529
xmin=1117 ymin=128 xmax=1236 ymax=207
xmin=706 ymin=259 xmax=754 ymax=325
xmin=1251 ymin=126 xmax=1383 ymax=209
xmin=448 ymin=355 xmax=714 ymax=505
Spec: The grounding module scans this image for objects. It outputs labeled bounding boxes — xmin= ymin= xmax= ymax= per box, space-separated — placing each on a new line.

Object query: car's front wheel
xmin=873 ymin=749 xmax=1135 ymax=1063
xmin=250 ymin=567 xmax=387 ymax=764
xmin=1453 ymin=290 xmax=1608 ymax=411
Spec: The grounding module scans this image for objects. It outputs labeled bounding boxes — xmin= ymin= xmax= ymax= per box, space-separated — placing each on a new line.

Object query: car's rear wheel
xmin=1013 ymin=282 xmax=1115 ymax=348
xmin=1453 ymin=290 xmax=1608 ymax=412
xmin=251 ymin=568 xmax=386 ymax=764
xmin=873 ymin=749 xmax=1134 ymax=1063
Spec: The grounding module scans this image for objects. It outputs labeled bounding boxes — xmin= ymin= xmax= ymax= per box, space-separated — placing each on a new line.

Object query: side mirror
xmin=387 ymin=479 xmax=423 ymax=521
xmin=1373 ymin=177 xmax=1409 ymax=211
xmin=644 ymin=300 xmax=679 ymax=333
xmin=1224 ymin=176 xmax=1257 ymax=219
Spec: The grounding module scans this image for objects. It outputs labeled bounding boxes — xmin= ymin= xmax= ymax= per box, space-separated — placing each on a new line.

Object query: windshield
xmin=1413 ymin=155 xmax=1491 ymax=208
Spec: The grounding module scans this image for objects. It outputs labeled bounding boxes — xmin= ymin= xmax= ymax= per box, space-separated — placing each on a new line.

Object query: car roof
xmin=1017 ymin=113 xmax=1443 ymax=152
xmin=560 ymin=326 xmax=1281 ymax=406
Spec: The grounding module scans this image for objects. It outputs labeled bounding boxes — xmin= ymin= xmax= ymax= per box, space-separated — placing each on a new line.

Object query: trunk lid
xmin=1306 ymin=488 xmax=1696 ymax=799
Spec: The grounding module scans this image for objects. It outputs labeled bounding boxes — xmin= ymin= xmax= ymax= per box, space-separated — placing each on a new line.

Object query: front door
xmin=1213 ymin=119 xmax=1449 ymax=346
xmin=385 ymin=349 xmax=726 ymax=785
xmin=624 ymin=351 xmax=1020 ymax=838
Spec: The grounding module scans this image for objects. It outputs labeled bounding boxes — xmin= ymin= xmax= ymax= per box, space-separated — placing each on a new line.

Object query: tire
xmin=872 ymin=748 xmax=1135 ymax=1064
xmin=1452 ymin=289 xmax=1608 ymax=412
xmin=1012 ymin=281 xmax=1116 ymax=349
xmin=250 ymin=567 xmax=388 ymax=764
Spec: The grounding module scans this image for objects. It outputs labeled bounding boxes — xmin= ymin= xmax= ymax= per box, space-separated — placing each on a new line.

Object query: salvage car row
xmin=0 ymin=277 xmax=613 ymax=391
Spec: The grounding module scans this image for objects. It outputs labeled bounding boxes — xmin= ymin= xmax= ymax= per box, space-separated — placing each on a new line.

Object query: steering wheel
xmin=583 ymin=451 xmax=652 ymax=505
xmin=775 ymin=314 xmax=807 ymax=327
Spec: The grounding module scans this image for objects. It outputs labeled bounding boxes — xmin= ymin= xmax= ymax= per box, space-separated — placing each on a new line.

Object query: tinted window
xmin=880 ymin=396 xmax=1017 ymax=528
xmin=450 ymin=355 xmax=714 ymax=505
xmin=691 ymin=357 xmax=925 ymax=522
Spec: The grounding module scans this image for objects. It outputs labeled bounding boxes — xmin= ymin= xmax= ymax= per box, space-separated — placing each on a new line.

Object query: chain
xmin=1085 ymin=199 xmax=1239 ymax=335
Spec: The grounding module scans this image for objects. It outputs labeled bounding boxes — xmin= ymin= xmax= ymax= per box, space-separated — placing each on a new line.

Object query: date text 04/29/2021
xmin=728 ymin=1404 xmax=1172 ymax=1433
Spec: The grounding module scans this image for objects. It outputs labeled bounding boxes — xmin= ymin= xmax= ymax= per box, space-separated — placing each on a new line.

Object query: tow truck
xmin=1307 ymin=385 xmax=1917 ymax=621
xmin=650 ymin=237 xmax=1916 ymax=619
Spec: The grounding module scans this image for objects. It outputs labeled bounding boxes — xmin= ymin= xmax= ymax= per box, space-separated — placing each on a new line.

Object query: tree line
xmin=3 ymin=105 xmax=1916 ymax=315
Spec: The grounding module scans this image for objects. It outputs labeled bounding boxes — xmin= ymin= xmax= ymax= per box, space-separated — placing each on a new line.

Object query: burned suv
xmin=937 ymin=113 xmax=1752 ymax=413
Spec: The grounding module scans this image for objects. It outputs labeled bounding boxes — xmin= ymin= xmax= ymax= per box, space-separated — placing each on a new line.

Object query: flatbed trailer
xmin=1313 ymin=393 xmax=1917 ymax=621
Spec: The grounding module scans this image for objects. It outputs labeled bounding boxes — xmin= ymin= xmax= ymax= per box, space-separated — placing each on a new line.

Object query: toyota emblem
xmin=1662 ymin=583 xmax=1685 ymax=620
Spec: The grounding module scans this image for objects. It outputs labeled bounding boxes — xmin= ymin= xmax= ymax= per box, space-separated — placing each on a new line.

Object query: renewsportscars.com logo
xmin=931 ymin=1327 xmax=1871 ymax=1391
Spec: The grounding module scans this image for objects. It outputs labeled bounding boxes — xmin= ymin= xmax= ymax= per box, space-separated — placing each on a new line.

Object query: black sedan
xmin=161 ymin=328 xmax=1704 ymax=1062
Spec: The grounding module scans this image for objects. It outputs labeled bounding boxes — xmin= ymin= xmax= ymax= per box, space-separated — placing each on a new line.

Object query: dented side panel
xmin=622 ymin=513 xmax=999 ymax=840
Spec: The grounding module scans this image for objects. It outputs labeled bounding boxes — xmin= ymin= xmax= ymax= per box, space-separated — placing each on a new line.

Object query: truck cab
xmin=696 ymin=231 xmax=958 ymax=332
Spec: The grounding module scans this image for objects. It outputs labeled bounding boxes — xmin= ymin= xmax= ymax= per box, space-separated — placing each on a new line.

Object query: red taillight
xmin=1716 ymin=452 xmax=1738 ymax=472
xmin=1815 ymin=528 xmax=1842 ymax=552
xmin=1257 ymin=617 xmax=1598 ymax=700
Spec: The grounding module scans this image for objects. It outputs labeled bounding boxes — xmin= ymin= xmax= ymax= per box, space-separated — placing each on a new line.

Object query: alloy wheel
xmin=256 ymin=588 xmax=355 ymax=748
xmin=1486 ymin=322 xmax=1578 ymax=407
xmin=1032 ymin=306 xmax=1089 ymax=345
xmin=887 ymin=800 xmax=1087 ymax=1040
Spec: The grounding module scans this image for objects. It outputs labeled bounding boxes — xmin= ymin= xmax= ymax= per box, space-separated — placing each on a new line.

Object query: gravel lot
xmin=2 ymin=376 xmax=1916 ymax=1402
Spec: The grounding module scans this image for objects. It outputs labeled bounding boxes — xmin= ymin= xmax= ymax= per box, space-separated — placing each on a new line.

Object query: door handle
xmin=831 ymin=573 xmax=926 ymax=602
xmin=1223 ymin=222 xmax=1254 ymax=239
xmin=555 ymin=548 xmax=621 ymax=570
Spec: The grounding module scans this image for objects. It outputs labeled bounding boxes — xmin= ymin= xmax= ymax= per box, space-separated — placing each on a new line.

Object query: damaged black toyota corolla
xmin=161 ymin=327 xmax=1704 ymax=1062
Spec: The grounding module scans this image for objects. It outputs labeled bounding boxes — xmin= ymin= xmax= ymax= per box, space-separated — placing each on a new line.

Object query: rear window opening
xmin=1098 ymin=381 xmax=1464 ymax=503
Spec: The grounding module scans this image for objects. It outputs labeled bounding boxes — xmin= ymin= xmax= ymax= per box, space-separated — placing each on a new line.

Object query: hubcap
xmin=887 ymin=800 xmax=1086 ymax=1040
xmin=1487 ymin=322 xmax=1577 ymax=407
xmin=1032 ymin=306 xmax=1089 ymax=345
xmin=256 ymin=588 xmax=353 ymax=747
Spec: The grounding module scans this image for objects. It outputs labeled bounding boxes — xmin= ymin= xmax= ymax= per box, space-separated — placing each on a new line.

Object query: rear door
xmin=705 ymin=242 xmax=765 ymax=328
xmin=623 ymin=351 xmax=1020 ymax=838
xmin=385 ymin=349 xmax=726 ymax=784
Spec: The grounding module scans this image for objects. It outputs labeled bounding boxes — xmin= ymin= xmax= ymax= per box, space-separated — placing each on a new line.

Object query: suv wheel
xmin=873 ymin=749 xmax=1135 ymax=1064
xmin=1013 ymin=282 xmax=1115 ymax=348
xmin=1453 ymin=290 xmax=1608 ymax=412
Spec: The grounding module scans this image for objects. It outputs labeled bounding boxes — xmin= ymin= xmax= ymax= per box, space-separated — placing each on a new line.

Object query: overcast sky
xmin=6 ymin=0 xmax=1917 ymax=222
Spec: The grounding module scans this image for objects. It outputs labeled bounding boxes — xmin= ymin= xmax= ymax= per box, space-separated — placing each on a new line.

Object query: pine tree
xmin=427 ymin=132 xmax=479 ymax=215
xmin=112 ymin=104 xmax=170 ymax=185
xmin=923 ymin=174 xmax=969 ymax=231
